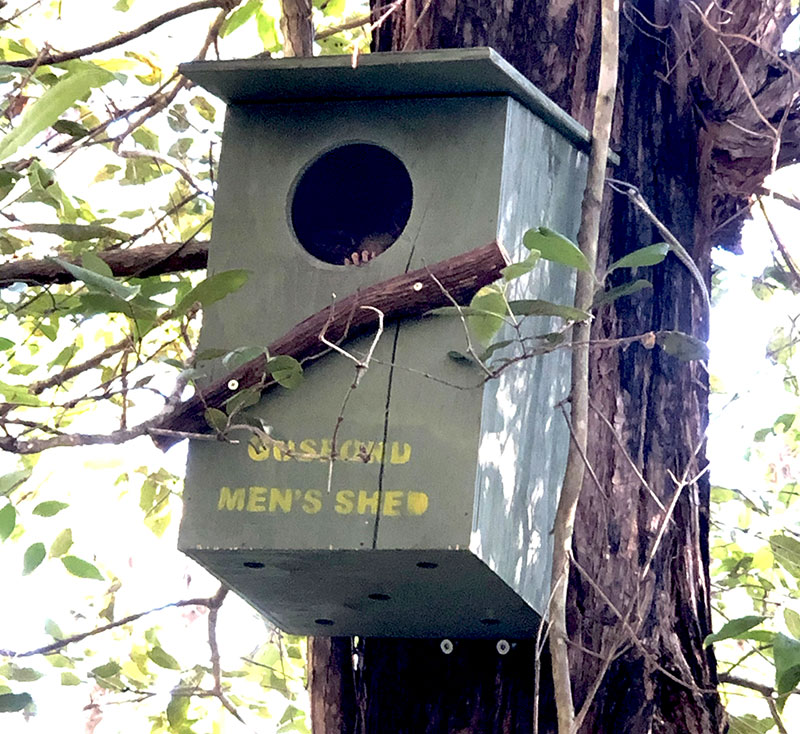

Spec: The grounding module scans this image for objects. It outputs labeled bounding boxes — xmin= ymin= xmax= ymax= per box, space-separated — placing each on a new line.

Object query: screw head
xmin=440 ymin=639 xmax=454 ymax=655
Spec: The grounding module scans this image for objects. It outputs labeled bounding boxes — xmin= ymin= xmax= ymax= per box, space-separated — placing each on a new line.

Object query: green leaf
xmin=727 ymin=714 xmax=777 ymax=734
xmin=121 ymin=157 xmax=165 ymax=186
xmin=52 ymin=258 xmax=140 ymax=301
xmin=593 ymin=279 xmax=653 ymax=307
xmin=221 ymin=0 xmax=261 ymax=36
xmin=131 ymin=126 xmax=159 ymax=151
xmin=785 ymin=609 xmax=800 ymax=639
xmin=0 ymin=692 xmax=32 ymax=712
xmin=501 ymin=250 xmax=541 ymax=281
xmin=44 ymin=619 xmax=63 ymax=639
xmin=174 ymin=269 xmax=250 ymax=317
xmin=479 ymin=339 xmax=515 ymax=361
xmin=656 ymin=331 xmax=709 ymax=361
xmin=50 ymin=344 xmax=78 ymax=368
xmin=168 ymin=137 xmax=192 ymax=159
xmin=51 ymin=119 xmax=89 ymax=139
xmin=22 ymin=543 xmax=46 ymax=575
xmin=704 ymin=615 xmax=765 ymax=646
xmin=60 ymin=672 xmax=81 ymax=686
xmin=222 ymin=345 xmax=267 ymax=370
xmin=256 ymin=9 xmax=279 ymax=50
xmin=8 ymin=666 xmax=42 ymax=682
xmin=0 ymin=383 xmax=45 ymax=408
xmin=0 ymin=62 xmax=114 ymax=162
xmin=204 ymin=408 xmax=228 ymax=432
xmin=753 ymin=427 xmax=772 ymax=443
xmin=0 ymin=468 xmax=32 ymax=496
xmin=508 ymin=299 xmax=591 ymax=321
xmin=225 ymin=387 xmax=262 ymax=415
xmin=32 ymin=501 xmax=68 ymax=517
xmin=191 ymin=95 xmax=216 ymax=123
xmin=771 ymin=535 xmax=800 ymax=578
xmin=468 ymin=284 xmax=508 ymax=345
xmin=61 ymin=555 xmax=104 ymax=580
xmin=94 ymin=164 xmax=120 ymax=182
xmin=0 ymin=337 xmax=13 ymax=350
xmin=22 ymin=222 xmax=130 ymax=244
xmin=267 ymin=355 xmax=304 ymax=389
xmin=49 ymin=528 xmax=73 ymax=558
xmin=447 ymin=350 xmax=474 ymax=365
xmin=607 ymin=243 xmax=669 ymax=273
xmin=91 ymin=661 xmax=121 ymax=679
xmin=774 ymin=413 xmax=796 ymax=433
xmin=523 ymin=226 xmax=590 ymax=272
xmin=774 ymin=633 xmax=800 ymax=706
xmin=80 ymin=252 xmax=114 ymax=277
xmin=0 ymin=504 xmax=15 ymax=541
xmin=167 ymin=694 xmax=191 ymax=727
xmin=148 ymin=646 xmax=180 ymax=670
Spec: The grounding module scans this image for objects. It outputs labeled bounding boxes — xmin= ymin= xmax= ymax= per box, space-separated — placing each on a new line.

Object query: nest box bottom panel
xmin=185 ymin=548 xmax=540 ymax=638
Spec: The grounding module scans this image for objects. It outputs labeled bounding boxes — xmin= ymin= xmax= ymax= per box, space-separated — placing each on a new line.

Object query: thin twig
xmin=588 ymin=397 xmax=668 ymax=513
xmin=756 ymin=195 xmax=800 ymax=290
xmin=425 ymin=268 xmax=493 ymax=377
xmin=549 ymin=0 xmax=619 ymax=729
xmin=1 ymin=593 xmax=223 ymax=658
xmin=5 ymin=0 xmax=241 ymax=68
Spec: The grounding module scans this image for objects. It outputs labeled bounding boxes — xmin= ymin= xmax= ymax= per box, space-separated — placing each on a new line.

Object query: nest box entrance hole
xmin=290 ymin=142 xmax=413 ymax=266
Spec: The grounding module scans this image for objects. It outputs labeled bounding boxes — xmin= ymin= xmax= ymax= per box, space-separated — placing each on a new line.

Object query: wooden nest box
xmin=178 ymin=48 xmax=589 ymax=637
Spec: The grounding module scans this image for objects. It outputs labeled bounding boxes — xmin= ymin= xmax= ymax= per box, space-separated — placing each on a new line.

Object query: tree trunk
xmin=309 ymin=1 xmax=798 ymax=731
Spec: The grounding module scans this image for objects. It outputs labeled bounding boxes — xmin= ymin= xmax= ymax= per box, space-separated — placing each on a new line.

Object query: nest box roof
xmin=180 ymin=47 xmax=596 ymax=155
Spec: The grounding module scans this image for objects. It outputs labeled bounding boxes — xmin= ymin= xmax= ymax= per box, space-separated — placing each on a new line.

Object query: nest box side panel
xmin=471 ymin=98 xmax=588 ymax=617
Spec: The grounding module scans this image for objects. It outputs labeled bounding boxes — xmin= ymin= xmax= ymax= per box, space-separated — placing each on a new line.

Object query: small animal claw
xmin=344 ymin=250 xmax=373 ymax=266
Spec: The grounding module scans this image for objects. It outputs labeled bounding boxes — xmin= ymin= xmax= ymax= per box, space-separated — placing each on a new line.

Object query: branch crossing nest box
xmin=178 ymin=48 xmax=589 ymax=638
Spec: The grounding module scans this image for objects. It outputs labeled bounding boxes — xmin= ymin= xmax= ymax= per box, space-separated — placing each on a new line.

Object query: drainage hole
xmin=480 ymin=618 xmax=501 ymax=626
xmin=416 ymin=561 xmax=438 ymax=569
xmin=314 ymin=618 xmax=335 ymax=626
xmin=368 ymin=593 xmax=391 ymax=601
xmin=243 ymin=561 xmax=265 ymax=569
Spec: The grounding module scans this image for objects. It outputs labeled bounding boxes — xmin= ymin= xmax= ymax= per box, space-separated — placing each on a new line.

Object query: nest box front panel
xmin=182 ymin=97 xmax=509 ymax=559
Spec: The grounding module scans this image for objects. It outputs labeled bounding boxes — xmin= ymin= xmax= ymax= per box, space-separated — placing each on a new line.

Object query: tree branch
xmin=154 ymin=240 xmax=509 ymax=449
xmin=4 ymin=0 xmax=242 ymax=69
xmin=280 ymin=0 xmax=314 ymax=57
xmin=718 ymin=673 xmax=789 ymax=734
xmin=0 ymin=241 xmax=208 ymax=286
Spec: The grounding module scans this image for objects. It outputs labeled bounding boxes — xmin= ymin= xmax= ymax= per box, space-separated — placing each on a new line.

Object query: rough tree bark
xmin=309 ymin=1 xmax=800 ymax=732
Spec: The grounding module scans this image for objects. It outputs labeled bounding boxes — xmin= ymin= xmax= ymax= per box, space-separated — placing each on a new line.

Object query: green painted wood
xmin=179 ymin=52 xmax=588 ymax=637
xmin=179 ymin=48 xmax=613 ymax=160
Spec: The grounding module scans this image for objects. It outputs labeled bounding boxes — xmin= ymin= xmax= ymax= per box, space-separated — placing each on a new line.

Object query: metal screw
xmin=227 ymin=379 xmax=239 ymax=391
xmin=412 ymin=281 xmax=423 ymax=291
xmin=440 ymin=639 xmax=454 ymax=655
xmin=496 ymin=640 xmax=510 ymax=655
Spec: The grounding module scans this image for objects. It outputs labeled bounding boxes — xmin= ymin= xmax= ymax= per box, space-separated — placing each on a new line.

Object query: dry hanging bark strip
xmin=152 ymin=240 xmax=509 ymax=449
